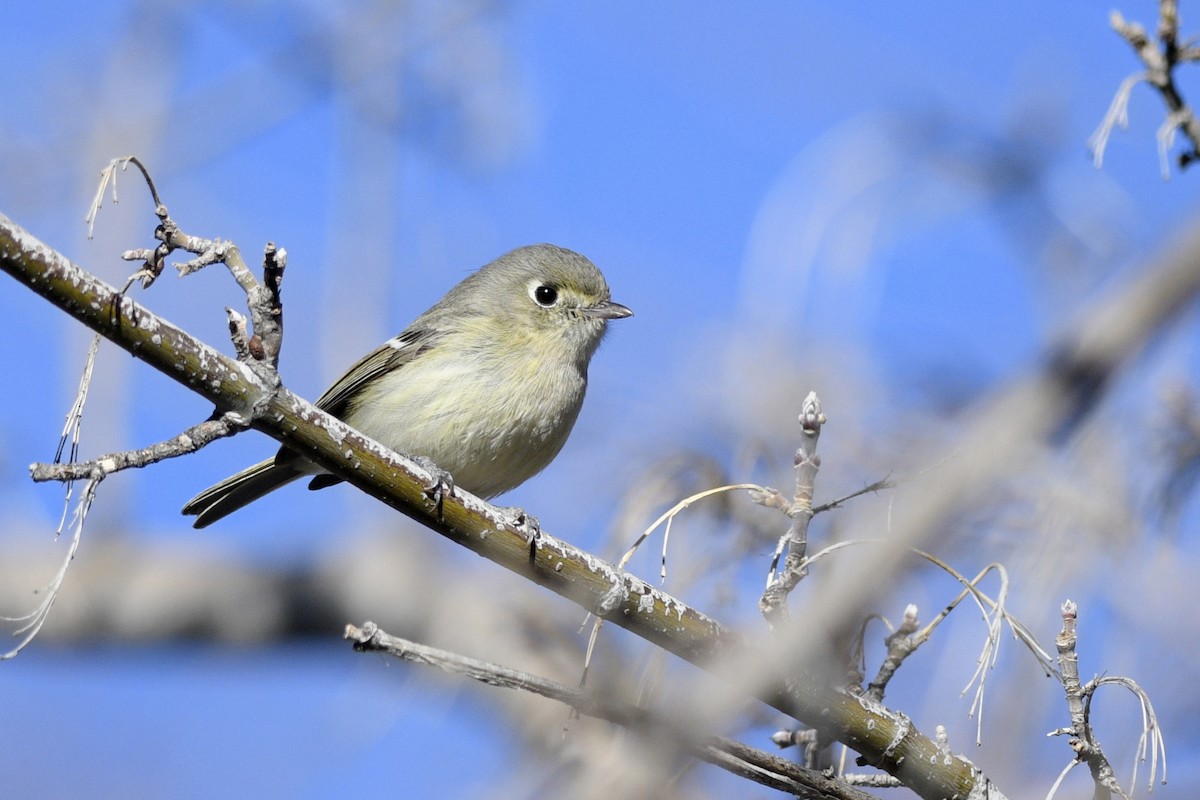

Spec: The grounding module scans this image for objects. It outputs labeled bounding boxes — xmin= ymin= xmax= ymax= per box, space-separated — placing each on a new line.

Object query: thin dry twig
xmin=795 ymin=537 xmax=1057 ymax=746
xmin=0 ymin=477 xmax=97 ymax=659
xmin=345 ymin=622 xmax=882 ymax=800
xmin=1089 ymin=73 xmax=1145 ymax=168
xmin=1088 ymin=676 xmax=1168 ymax=794
xmin=576 ymin=481 xmax=764 ymax=691
xmin=0 ymin=332 xmax=101 ymax=658
xmin=812 ymin=476 xmax=894 ymax=514
xmin=618 ymin=482 xmax=769 ymax=583
xmin=49 ymin=333 xmax=100 ymax=528
xmin=29 ymin=412 xmax=249 ymax=483
xmin=85 ymin=156 xmax=165 ymax=239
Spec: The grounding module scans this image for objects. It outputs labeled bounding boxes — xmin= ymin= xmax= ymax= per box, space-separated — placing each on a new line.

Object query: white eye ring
xmin=530 ymin=282 xmax=559 ymax=307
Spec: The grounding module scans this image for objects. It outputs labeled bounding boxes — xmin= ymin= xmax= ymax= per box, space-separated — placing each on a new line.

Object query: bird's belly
xmin=344 ymin=358 xmax=586 ymax=498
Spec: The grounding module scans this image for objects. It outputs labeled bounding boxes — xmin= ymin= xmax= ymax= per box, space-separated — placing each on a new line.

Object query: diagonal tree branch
xmin=0 ymin=210 xmax=996 ymax=799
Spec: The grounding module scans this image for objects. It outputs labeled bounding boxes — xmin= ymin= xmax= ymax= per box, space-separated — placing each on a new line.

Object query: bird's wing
xmin=272 ymin=327 xmax=442 ymax=472
xmin=313 ymin=327 xmax=441 ymax=418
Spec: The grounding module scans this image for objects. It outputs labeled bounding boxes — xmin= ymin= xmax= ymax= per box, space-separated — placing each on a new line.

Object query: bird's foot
xmin=414 ymin=456 xmax=455 ymax=521
xmin=499 ymin=505 xmax=541 ymax=553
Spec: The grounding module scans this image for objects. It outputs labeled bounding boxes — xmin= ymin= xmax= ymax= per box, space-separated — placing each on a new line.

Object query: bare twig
xmin=29 ymin=412 xmax=249 ymax=483
xmin=865 ymin=603 xmax=920 ymax=702
xmin=85 ymin=156 xmax=165 ymax=239
xmin=345 ymin=622 xmax=881 ymax=800
xmin=1089 ymin=676 xmax=1168 ymax=794
xmin=796 ymin=537 xmax=1058 ymax=746
xmin=616 ymin=482 xmax=768 ymax=583
xmin=577 ymin=480 xmax=764 ymax=691
xmin=49 ymin=333 xmax=101 ymax=529
xmin=1048 ymin=600 xmax=1166 ymax=799
xmin=1089 ymin=73 xmax=1144 ymax=168
xmin=0 ymin=331 xmax=102 ymax=658
xmin=1056 ymin=599 xmax=1128 ymax=800
xmin=759 ymin=391 xmax=825 ymax=625
xmin=1050 ymin=599 xmax=1128 ymax=799
xmin=812 ymin=476 xmax=894 ymax=514
xmin=1092 ymin=3 xmax=1200 ymax=174
xmin=91 ymin=161 xmax=289 ymax=396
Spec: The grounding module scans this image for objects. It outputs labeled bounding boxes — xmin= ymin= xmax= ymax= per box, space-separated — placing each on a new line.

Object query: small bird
xmin=183 ymin=244 xmax=631 ymax=528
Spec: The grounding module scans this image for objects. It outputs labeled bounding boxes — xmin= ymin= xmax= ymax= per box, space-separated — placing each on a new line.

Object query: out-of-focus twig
xmin=1090 ymin=2 xmax=1200 ymax=175
xmin=346 ymin=622 xmax=882 ymax=800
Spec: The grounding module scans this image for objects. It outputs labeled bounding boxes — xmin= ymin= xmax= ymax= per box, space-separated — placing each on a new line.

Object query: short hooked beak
xmin=584 ymin=300 xmax=633 ymax=320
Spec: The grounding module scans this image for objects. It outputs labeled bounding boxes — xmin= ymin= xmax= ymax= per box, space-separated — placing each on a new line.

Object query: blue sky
xmin=2 ymin=1 xmax=1198 ymax=797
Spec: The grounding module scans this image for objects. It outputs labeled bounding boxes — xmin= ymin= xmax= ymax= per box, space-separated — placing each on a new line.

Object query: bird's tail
xmin=183 ymin=458 xmax=303 ymax=529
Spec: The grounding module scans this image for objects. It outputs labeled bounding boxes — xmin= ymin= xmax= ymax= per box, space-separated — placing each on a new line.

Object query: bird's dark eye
xmin=533 ymin=285 xmax=558 ymax=307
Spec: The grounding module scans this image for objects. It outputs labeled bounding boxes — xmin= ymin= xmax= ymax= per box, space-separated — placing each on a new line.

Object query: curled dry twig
xmin=1047 ymin=600 xmax=1167 ymax=799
